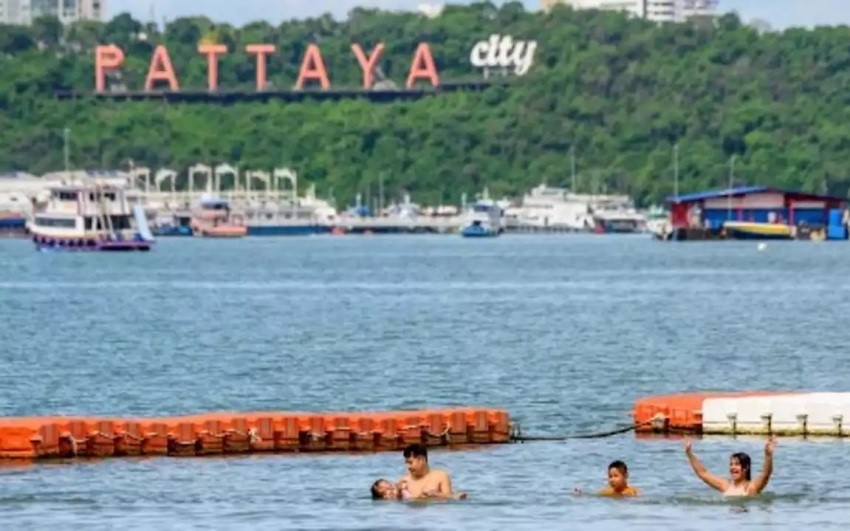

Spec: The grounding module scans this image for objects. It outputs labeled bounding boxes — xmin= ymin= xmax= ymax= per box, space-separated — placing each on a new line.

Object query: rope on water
xmin=509 ymin=417 xmax=665 ymax=443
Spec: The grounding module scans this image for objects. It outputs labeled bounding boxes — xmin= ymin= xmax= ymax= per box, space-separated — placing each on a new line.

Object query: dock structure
xmin=3 ymin=167 xmax=656 ymax=238
xmin=333 ymin=216 xmax=461 ymax=234
xmin=634 ymin=392 xmax=850 ymax=437
xmin=504 ymin=223 xmax=583 ymax=234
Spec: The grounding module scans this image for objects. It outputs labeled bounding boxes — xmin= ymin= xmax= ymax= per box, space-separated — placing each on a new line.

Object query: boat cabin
xmin=32 ymin=184 xmax=133 ymax=233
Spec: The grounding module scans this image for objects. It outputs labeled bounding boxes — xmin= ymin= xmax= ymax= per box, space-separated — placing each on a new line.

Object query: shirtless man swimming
xmin=397 ymin=443 xmax=467 ymax=500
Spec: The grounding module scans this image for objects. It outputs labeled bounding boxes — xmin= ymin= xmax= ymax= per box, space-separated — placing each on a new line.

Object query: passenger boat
xmin=242 ymin=184 xmax=337 ymax=236
xmin=28 ymin=181 xmax=155 ymax=251
xmin=243 ymin=203 xmax=332 ymax=236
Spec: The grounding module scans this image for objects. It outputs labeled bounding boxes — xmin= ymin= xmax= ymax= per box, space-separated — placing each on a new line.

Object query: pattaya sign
xmin=469 ymin=34 xmax=537 ymax=76
xmin=94 ymin=43 xmax=441 ymax=92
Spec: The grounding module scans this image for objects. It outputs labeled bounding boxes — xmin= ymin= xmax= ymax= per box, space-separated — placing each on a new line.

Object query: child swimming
xmin=684 ymin=436 xmax=776 ymax=497
xmin=573 ymin=460 xmax=639 ymax=497
xmin=370 ymin=477 xmax=467 ymax=501
xmin=370 ymin=479 xmax=412 ymax=500
xmin=598 ymin=460 xmax=639 ymax=497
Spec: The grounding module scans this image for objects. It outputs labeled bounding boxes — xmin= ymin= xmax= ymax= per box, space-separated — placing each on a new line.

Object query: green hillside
xmin=1 ymin=2 xmax=849 ymax=206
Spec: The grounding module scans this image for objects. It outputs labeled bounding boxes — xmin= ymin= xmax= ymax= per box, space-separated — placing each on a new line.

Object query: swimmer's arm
xmin=748 ymin=437 xmax=777 ymax=495
xmin=441 ymin=470 xmax=453 ymax=496
xmin=686 ymin=446 xmax=728 ymax=492
xmin=430 ymin=471 xmax=456 ymax=499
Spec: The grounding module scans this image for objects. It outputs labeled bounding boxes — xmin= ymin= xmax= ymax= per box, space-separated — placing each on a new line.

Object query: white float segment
xmin=702 ymin=393 xmax=850 ymax=435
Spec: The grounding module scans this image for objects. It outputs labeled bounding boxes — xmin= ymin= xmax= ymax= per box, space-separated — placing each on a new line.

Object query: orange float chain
xmin=0 ymin=408 xmax=510 ymax=460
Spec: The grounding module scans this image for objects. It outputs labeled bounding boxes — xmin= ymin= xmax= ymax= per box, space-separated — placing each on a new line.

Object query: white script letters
xmin=469 ymin=34 xmax=537 ymax=76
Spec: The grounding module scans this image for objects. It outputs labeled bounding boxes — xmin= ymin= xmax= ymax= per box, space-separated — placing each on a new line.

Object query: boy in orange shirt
xmin=598 ymin=460 xmax=639 ymax=497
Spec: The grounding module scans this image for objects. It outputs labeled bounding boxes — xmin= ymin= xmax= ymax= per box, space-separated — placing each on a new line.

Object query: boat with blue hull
xmin=461 ymin=200 xmax=503 ymax=238
xmin=461 ymin=222 xmax=497 ymax=237
xmin=154 ymin=225 xmax=193 ymax=237
xmin=0 ymin=212 xmax=27 ymax=237
xmin=29 ymin=181 xmax=155 ymax=252
xmin=152 ymin=212 xmax=193 ymax=237
xmin=243 ymin=186 xmax=337 ymax=236
xmin=0 ymin=190 xmax=33 ymax=238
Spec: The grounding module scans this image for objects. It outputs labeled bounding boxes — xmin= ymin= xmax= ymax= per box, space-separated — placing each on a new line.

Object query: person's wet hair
xmin=608 ymin=460 xmax=628 ymax=475
xmin=370 ymin=479 xmax=384 ymax=499
xmin=731 ymin=452 xmax=752 ymax=481
xmin=403 ymin=443 xmax=428 ymax=461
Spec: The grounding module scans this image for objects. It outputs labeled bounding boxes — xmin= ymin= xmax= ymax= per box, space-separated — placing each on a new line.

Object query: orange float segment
xmin=0 ymin=418 xmax=48 ymax=458
xmin=448 ymin=411 xmax=469 ymax=443
xmin=402 ymin=415 xmax=424 ymax=444
xmin=251 ymin=416 xmax=276 ymax=452
xmin=424 ymin=412 xmax=447 ymax=442
xmin=490 ymin=411 xmax=511 ymax=443
xmin=328 ymin=416 xmax=354 ymax=450
xmin=115 ymin=421 xmax=143 ymax=456
xmin=376 ymin=417 xmax=401 ymax=451
xmin=142 ymin=421 xmax=169 ymax=455
xmin=278 ymin=416 xmax=300 ymax=451
xmin=352 ymin=417 xmax=376 ymax=451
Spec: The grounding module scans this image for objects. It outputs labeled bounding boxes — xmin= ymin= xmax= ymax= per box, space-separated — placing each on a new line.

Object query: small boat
xmin=591 ymin=208 xmax=646 ymax=234
xmin=0 ymin=191 xmax=33 ymax=238
xmin=29 ymin=181 xmax=155 ymax=251
xmin=461 ymin=201 xmax=502 ymax=238
xmin=191 ymin=198 xmax=247 ymax=238
xmin=722 ymin=221 xmax=794 ymax=240
xmin=0 ymin=211 xmax=27 ymax=238
xmin=152 ymin=211 xmax=193 ymax=237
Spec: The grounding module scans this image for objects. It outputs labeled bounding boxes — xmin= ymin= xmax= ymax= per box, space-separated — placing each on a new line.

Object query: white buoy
xmin=757 ymin=242 xmax=767 ymax=251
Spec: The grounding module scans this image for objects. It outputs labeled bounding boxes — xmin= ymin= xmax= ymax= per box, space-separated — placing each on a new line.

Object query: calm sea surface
xmin=1 ymin=234 xmax=849 ymax=529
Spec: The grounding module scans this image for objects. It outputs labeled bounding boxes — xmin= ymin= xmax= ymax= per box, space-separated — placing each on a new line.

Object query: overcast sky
xmin=109 ymin=1 xmax=850 ymax=30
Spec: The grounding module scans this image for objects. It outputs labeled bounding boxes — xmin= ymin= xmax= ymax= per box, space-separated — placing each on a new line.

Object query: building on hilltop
xmin=0 ymin=0 xmax=27 ymax=23
xmin=0 ymin=0 xmax=106 ymax=25
xmin=418 ymin=2 xmax=444 ymax=18
xmin=541 ymin=0 xmax=717 ymax=23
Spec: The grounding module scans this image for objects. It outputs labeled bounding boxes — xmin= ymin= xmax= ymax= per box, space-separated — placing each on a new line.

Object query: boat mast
xmin=63 ymin=127 xmax=70 ymax=175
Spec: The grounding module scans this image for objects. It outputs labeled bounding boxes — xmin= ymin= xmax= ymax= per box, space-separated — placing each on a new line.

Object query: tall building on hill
xmin=0 ymin=0 xmax=28 ymax=23
xmin=541 ymin=0 xmax=718 ymax=23
xmin=0 ymin=0 xmax=106 ymax=25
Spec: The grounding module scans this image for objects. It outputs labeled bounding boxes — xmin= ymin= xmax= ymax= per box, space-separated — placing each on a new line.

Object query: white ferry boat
xmin=508 ymin=184 xmax=593 ymax=231
xmin=29 ymin=180 xmax=155 ymax=251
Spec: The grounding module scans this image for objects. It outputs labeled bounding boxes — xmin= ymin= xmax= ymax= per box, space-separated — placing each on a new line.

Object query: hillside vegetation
xmin=1 ymin=2 xmax=850 ymax=206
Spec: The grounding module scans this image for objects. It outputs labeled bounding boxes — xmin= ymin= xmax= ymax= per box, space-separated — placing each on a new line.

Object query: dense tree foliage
xmin=2 ymin=2 xmax=850 ymax=206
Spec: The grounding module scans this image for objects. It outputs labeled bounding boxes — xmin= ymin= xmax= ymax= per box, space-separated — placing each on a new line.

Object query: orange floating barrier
xmin=351 ymin=417 xmax=377 ymax=451
xmin=0 ymin=408 xmax=511 ymax=460
xmin=633 ymin=391 xmax=794 ymax=434
xmin=115 ymin=421 xmax=143 ymax=456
